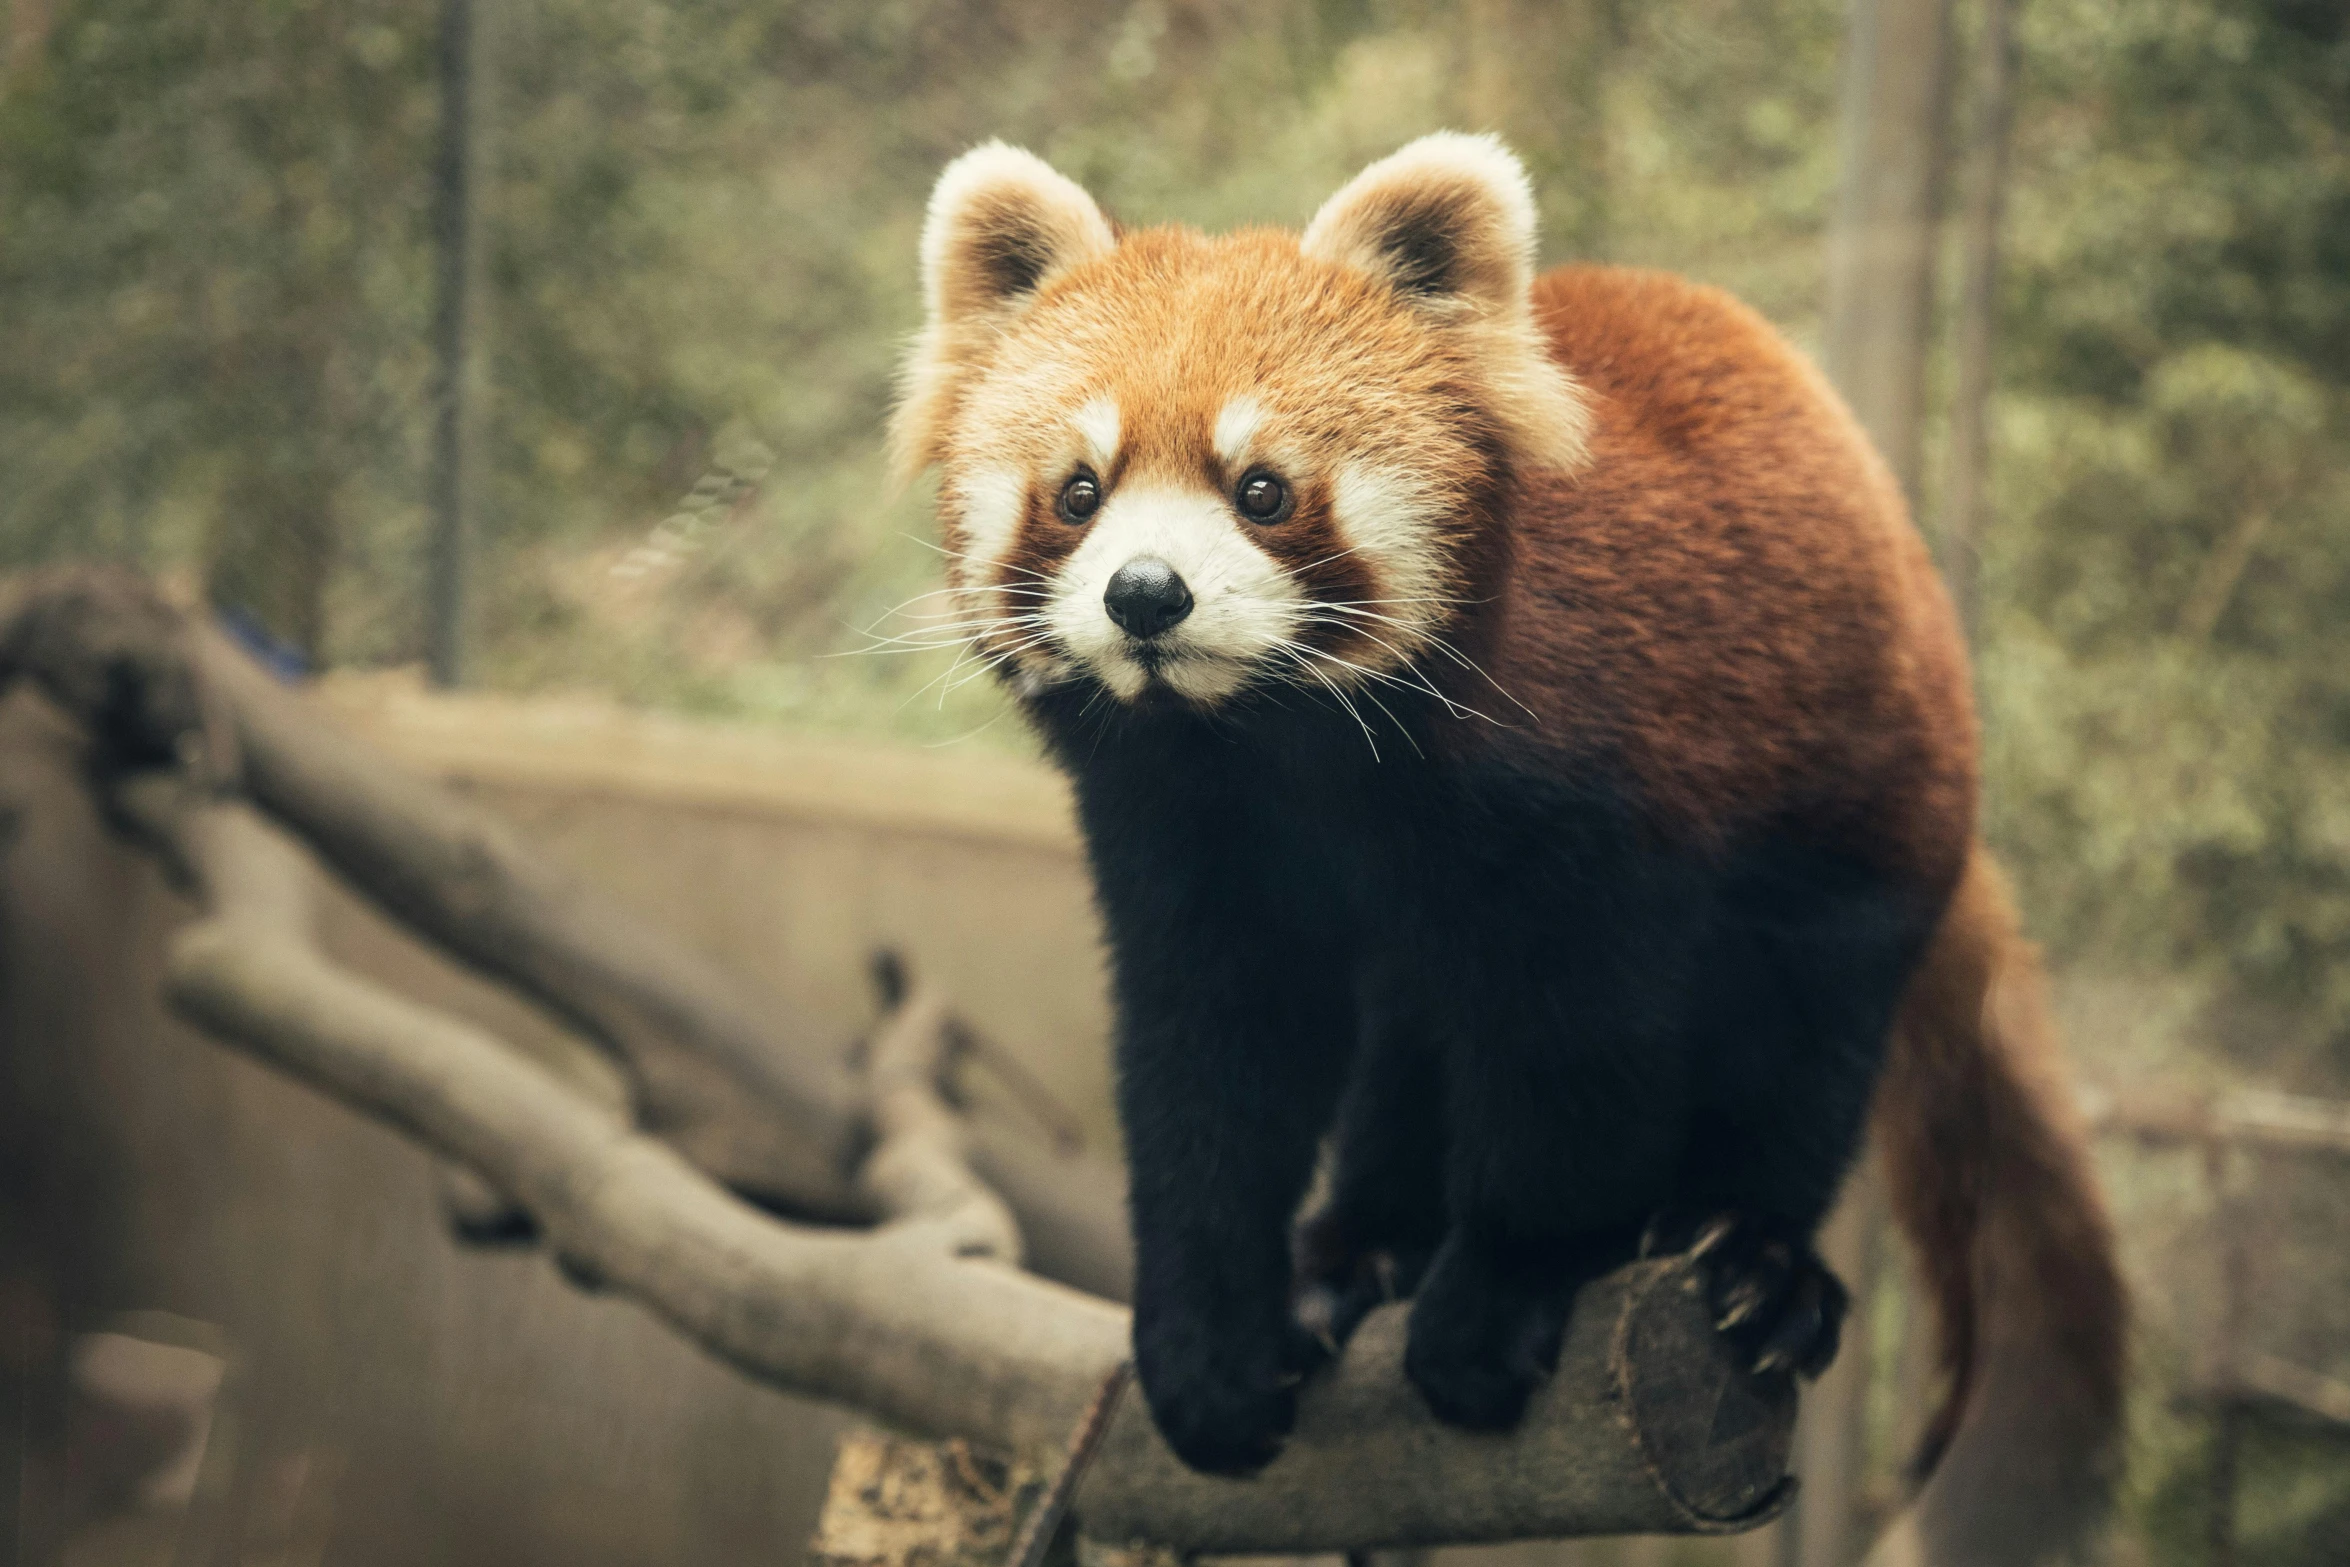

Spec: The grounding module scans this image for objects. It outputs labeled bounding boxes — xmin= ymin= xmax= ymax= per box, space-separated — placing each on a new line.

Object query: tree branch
xmin=858 ymin=975 xmax=1022 ymax=1260
xmin=0 ymin=567 xmax=1130 ymax=1292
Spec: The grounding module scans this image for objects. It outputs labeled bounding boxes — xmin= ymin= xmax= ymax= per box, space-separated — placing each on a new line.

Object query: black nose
xmin=1103 ymin=557 xmax=1195 ymax=639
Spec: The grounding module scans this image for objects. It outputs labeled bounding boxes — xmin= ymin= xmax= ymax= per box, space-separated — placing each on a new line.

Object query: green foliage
xmin=1984 ymin=0 xmax=2350 ymax=1075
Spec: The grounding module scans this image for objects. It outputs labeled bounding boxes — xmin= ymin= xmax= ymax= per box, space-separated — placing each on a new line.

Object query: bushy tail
xmin=1866 ymin=848 xmax=2128 ymax=1567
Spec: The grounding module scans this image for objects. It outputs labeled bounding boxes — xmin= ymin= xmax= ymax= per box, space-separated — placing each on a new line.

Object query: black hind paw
xmin=1684 ymin=1213 xmax=1848 ymax=1380
xmin=1293 ymin=1213 xmax=1434 ymax=1356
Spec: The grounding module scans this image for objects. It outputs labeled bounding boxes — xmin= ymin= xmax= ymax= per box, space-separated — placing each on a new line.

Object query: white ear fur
xmin=891 ymin=144 xmax=1114 ymax=483
xmin=1307 ymin=133 xmax=1592 ymax=475
xmin=919 ymin=142 xmax=1115 ymax=325
xmin=1301 ymin=132 xmax=1539 ymax=311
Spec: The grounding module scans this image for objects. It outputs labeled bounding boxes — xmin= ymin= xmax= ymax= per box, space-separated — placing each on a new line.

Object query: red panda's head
xmin=891 ymin=134 xmax=1590 ymax=710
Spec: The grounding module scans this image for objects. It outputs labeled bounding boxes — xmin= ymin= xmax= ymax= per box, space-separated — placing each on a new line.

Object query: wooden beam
xmin=2082 ymin=1083 xmax=2350 ymax=1160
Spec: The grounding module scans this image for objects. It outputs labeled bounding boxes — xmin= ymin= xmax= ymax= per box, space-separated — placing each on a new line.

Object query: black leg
xmin=1401 ymin=875 xmax=1701 ymax=1431
xmin=1117 ymin=947 xmax=1354 ymax=1474
xmin=1403 ymin=1223 xmax=1644 ymax=1428
xmin=1081 ymin=739 xmax=1365 ymax=1477
xmin=1669 ymin=854 xmax=1934 ymax=1381
xmin=1294 ymin=1020 xmax=1448 ymax=1352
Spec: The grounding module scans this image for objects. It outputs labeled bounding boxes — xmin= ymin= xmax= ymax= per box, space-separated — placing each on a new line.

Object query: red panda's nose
xmin=1103 ymin=557 xmax=1195 ymax=640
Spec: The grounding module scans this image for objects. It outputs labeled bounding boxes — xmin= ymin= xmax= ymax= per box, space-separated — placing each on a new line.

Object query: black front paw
xmin=1686 ymin=1213 xmax=1848 ymax=1379
xmin=1134 ymin=1308 xmax=1320 ymax=1476
xmin=1403 ymin=1235 xmax=1574 ymax=1431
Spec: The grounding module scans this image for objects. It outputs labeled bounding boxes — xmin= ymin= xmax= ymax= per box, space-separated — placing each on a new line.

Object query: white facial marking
xmin=1047 ymin=486 xmax=1303 ymax=703
xmin=1072 ymin=398 xmax=1121 ymax=471
xmin=1213 ymin=397 xmax=1265 ymax=470
xmin=950 ymin=465 xmax=1027 ymax=588
xmin=1332 ymin=463 xmax=1449 ymax=651
xmin=944 ymin=465 xmax=1053 ymax=671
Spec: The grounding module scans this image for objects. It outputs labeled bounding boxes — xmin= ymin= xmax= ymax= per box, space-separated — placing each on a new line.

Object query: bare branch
xmin=0 ymin=568 xmax=1130 ymax=1291
xmin=860 ymin=978 xmax=1022 ymax=1259
xmin=190 ymin=625 xmax=874 ymax=1218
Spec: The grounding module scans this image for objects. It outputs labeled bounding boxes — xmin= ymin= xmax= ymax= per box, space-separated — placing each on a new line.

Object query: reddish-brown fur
xmin=1875 ymin=852 xmax=2129 ymax=1559
xmin=1468 ymin=267 xmax=1977 ymax=887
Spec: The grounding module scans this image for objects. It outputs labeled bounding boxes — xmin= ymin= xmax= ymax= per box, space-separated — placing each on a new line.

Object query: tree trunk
xmin=1821 ymin=0 xmax=1958 ymax=511
xmin=428 ymin=0 xmax=482 ymax=688
xmin=1808 ymin=0 xmax=1959 ymax=1560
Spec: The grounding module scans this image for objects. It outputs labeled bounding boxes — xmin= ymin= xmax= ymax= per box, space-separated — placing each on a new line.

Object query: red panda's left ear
xmin=1305 ymin=134 xmax=1593 ymax=475
xmin=1302 ymin=132 xmax=1538 ymax=314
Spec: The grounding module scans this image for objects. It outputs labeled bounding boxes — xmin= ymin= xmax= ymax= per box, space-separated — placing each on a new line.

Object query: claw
xmin=1715 ymin=1285 xmax=1765 ymax=1331
xmin=1684 ymin=1213 xmax=1849 ymax=1384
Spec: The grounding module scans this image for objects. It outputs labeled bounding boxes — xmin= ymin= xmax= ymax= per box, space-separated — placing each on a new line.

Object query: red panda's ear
xmin=920 ymin=143 xmax=1114 ymax=326
xmin=1305 ymin=134 xmax=1593 ymax=476
xmin=892 ymin=145 xmax=1114 ymax=485
xmin=1301 ymin=132 xmax=1537 ymax=314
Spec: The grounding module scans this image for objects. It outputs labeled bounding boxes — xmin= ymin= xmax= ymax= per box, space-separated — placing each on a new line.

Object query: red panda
xmin=893 ymin=133 xmax=2126 ymax=1564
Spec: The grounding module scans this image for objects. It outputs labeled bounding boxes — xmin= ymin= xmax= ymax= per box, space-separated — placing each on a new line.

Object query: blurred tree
xmin=1981 ymin=0 xmax=2350 ymax=1077
xmin=2 ymin=0 xmax=2346 ymax=1047
xmin=1 ymin=1 xmax=433 ymax=663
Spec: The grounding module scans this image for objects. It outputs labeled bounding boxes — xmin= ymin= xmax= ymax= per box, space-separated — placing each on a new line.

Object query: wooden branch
xmin=202 ymin=616 xmax=1136 ymax=1287
xmin=859 ymin=981 xmax=1021 ymax=1260
xmin=191 ymin=625 xmax=875 ymax=1219
xmin=0 ymin=568 xmax=1131 ymax=1296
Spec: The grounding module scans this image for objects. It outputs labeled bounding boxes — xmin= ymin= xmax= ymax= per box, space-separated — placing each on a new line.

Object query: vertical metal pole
xmin=427 ymin=0 xmax=476 ymax=688
xmin=1938 ymin=0 xmax=2020 ymax=641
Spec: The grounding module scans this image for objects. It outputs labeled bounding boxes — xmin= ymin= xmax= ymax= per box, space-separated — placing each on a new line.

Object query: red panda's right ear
xmin=891 ymin=144 xmax=1114 ymax=486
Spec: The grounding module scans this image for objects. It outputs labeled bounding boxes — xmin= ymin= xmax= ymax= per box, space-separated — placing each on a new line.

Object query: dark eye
xmin=1236 ymin=470 xmax=1290 ymax=524
xmin=1058 ymin=471 xmax=1102 ymax=524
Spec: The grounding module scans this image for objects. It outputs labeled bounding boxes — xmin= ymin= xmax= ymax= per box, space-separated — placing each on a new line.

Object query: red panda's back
xmin=1498 ymin=265 xmax=1975 ymax=892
